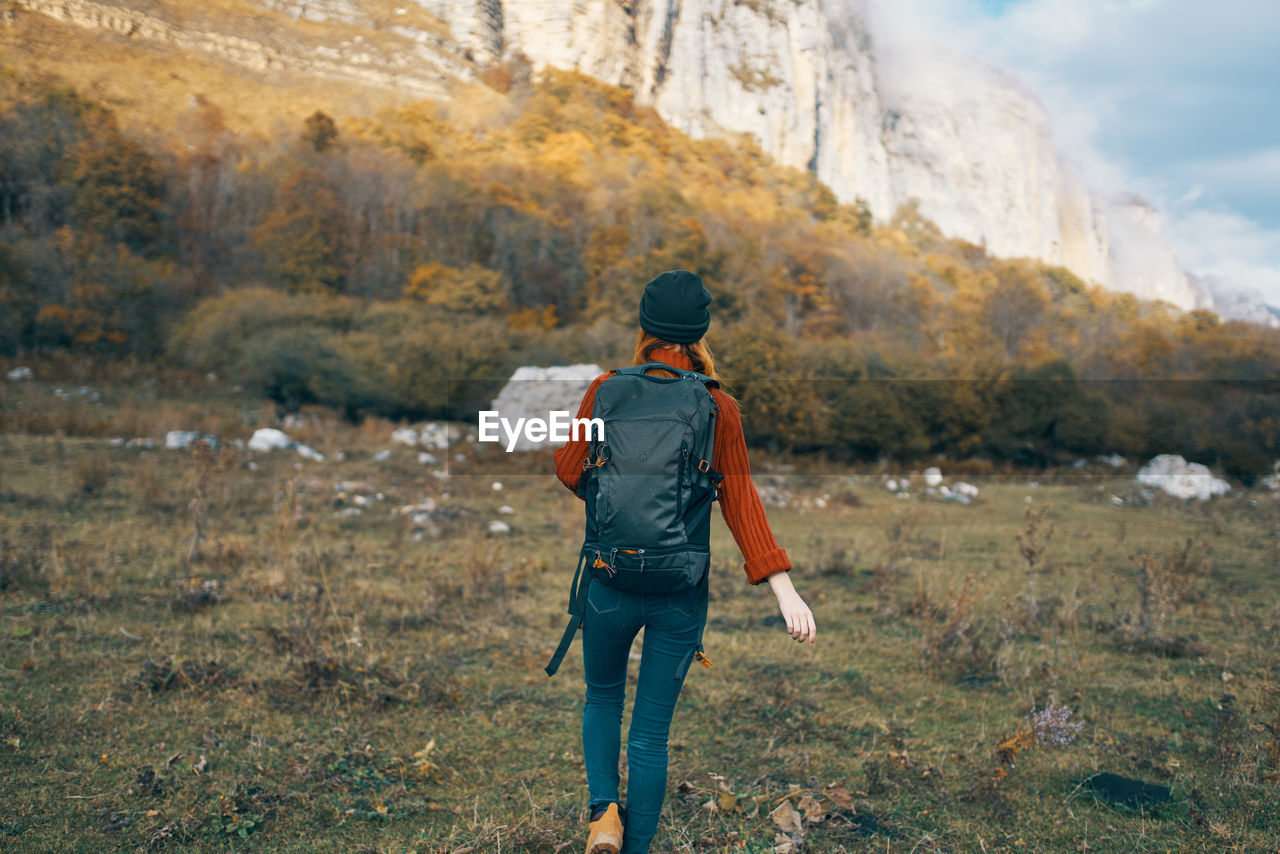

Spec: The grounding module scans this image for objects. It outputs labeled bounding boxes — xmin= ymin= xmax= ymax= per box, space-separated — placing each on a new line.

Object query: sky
xmin=868 ymin=0 xmax=1280 ymax=305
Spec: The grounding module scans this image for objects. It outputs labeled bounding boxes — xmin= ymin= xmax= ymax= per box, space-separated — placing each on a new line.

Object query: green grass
xmin=2 ymin=371 xmax=1279 ymax=852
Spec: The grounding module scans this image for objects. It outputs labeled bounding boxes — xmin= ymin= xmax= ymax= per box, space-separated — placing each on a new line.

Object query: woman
xmin=553 ymin=269 xmax=817 ymax=854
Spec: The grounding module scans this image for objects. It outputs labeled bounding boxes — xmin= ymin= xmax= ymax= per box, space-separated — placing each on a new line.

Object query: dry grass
xmin=2 ymin=367 xmax=1280 ymax=851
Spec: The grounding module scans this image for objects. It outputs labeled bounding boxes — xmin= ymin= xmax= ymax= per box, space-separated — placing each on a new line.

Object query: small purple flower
xmin=1029 ymin=701 xmax=1083 ymax=747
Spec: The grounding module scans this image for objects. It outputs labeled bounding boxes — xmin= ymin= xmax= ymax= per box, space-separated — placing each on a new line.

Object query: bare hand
xmin=776 ymin=589 xmax=817 ymax=645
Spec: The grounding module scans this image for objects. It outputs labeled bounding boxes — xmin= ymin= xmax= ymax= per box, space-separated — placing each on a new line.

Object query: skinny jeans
xmin=581 ymin=580 xmax=705 ymax=854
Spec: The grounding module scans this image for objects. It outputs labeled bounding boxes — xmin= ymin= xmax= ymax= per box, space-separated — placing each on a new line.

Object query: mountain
xmin=8 ymin=0 xmax=1275 ymax=322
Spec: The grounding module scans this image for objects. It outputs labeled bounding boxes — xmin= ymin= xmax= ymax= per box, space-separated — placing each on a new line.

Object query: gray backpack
xmin=544 ymin=362 xmax=722 ymax=678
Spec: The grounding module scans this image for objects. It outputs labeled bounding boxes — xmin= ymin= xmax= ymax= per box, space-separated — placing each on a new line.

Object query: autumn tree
xmin=252 ymin=169 xmax=346 ymax=293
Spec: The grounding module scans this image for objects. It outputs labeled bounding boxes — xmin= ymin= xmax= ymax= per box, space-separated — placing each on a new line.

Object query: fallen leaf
xmin=824 ymin=783 xmax=855 ymax=810
xmin=717 ymin=790 xmax=738 ymax=812
xmin=797 ymin=793 xmax=824 ymax=822
xmin=770 ymin=800 xmax=802 ymax=836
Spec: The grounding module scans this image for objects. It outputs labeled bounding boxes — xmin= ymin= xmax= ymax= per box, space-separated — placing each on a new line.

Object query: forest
xmin=2 ymin=63 xmax=1278 ymax=475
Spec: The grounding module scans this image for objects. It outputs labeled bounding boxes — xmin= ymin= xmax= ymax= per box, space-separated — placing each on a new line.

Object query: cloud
xmin=864 ymin=0 xmax=1280 ymax=305
xmin=1167 ymin=206 xmax=1280 ymax=300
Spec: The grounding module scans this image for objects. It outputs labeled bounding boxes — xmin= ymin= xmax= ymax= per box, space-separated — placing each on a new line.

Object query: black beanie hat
xmin=638 ymin=270 xmax=712 ymax=344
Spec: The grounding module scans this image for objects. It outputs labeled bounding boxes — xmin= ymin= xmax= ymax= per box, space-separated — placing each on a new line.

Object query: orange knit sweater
xmin=552 ymin=349 xmax=791 ymax=585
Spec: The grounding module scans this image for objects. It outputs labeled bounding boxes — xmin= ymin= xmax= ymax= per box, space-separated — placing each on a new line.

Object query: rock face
xmin=408 ymin=0 xmax=1203 ymax=311
xmin=15 ymin=0 xmax=1269 ymax=316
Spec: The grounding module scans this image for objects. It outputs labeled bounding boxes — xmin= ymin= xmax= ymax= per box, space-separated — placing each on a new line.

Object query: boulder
xmin=488 ymin=364 xmax=603 ymax=451
xmin=1136 ymin=454 xmax=1230 ymax=500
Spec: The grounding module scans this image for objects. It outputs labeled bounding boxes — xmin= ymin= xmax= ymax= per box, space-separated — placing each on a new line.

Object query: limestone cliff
xmin=12 ymin=0 xmax=1265 ymax=318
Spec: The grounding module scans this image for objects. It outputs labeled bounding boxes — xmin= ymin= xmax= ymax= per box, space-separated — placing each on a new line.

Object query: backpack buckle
xmin=697 ymin=459 xmax=711 ymax=473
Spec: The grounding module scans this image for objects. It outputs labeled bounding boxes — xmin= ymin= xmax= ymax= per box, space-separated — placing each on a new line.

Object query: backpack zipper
xmin=676 ymin=446 xmax=689 ymax=520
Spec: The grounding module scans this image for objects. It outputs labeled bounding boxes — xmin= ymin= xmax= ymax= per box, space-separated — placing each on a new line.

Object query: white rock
xmin=249 ymin=428 xmax=293 ymax=452
xmin=491 ymin=481 xmax=503 ymax=491
xmin=1136 ymin=454 xmax=1231 ymax=500
xmin=165 ymin=430 xmax=202 ymax=450
xmin=373 ymin=449 xmax=392 ymax=462
xmin=488 ymin=520 xmax=511 ymax=534
xmin=296 ymin=444 xmax=325 ymax=462
xmin=885 ymin=478 xmax=899 ymax=491
xmin=1098 ymin=453 xmax=1126 ymax=468
xmin=110 ymin=437 xmax=126 ymax=447
xmin=247 ymin=460 xmax=259 ymax=471
xmin=391 ymin=427 xmax=419 ymax=446
xmin=418 ymin=452 xmax=437 ymax=464
xmin=487 ymin=364 xmax=603 ymax=451
xmin=498 ymin=504 xmax=514 ymax=514
xmin=923 ymin=467 xmax=943 ymax=487
xmin=953 ymin=481 xmax=979 ymax=498
xmin=7 ymin=366 xmax=32 ymax=381
xmin=1108 ymin=495 xmax=1124 ymax=506
xmin=1263 ymin=461 xmax=1280 ymax=492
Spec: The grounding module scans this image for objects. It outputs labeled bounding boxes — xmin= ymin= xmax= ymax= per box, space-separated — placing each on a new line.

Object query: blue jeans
xmin=582 ymin=579 xmax=705 ymax=854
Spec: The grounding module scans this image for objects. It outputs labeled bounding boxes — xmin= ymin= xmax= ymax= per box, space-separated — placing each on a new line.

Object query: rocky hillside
xmin=7 ymin=0 xmax=1270 ymax=321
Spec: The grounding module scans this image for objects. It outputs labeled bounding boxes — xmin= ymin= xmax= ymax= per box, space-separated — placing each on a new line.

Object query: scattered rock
xmin=295 ymin=443 xmax=325 ymax=462
xmin=248 ymin=428 xmax=293 ymax=452
xmin=1136 ymin=454 xmax=1230 ymax=500
xmin=165 ymin=430 xmax=216 ymax=450
xmin=392 ymin=422 xmax=456 ymax=450
xmin=491 ymin=481 xmax=503 ymax=491
xmin=487 ymin=520 xmax=511 ymax=534
xmin=498 ymin=505 xmax=514 ymax=514
xmin=7 ymin=366 xmax=33 ymax=381
xmin=953 ymin=481 xmax=979 ymax=498
xmin=1262 ymin=461 xmax=1280 ymax=492
xmin=923 ymin=467 xmax=942 ymax=487
xmin=373 ymin=449 xmax=392 ymax=462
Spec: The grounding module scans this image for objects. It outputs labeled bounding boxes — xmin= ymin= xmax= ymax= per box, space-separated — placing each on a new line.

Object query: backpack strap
xmin=674 ymin=570 xmax=712 ymax=681
xmin=544 ymin=544 xmax=591 ymax=677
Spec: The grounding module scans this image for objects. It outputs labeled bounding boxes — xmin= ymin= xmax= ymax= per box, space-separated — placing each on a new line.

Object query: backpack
xmin=544 ymin=361 xmax=723 ymax=679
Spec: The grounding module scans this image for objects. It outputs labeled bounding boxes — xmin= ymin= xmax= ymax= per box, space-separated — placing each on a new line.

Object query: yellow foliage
xmin=405 ymin=262 xmax=506 ymax=314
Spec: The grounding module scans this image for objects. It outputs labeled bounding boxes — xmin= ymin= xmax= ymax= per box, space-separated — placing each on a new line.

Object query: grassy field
xmin=2 ymin=365 xmax=1279 ymax=853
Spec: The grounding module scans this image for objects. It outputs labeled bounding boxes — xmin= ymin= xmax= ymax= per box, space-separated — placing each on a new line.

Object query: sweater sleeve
xmin=552 ymin=373 xmax=610 ymax=497
xmin=710 ymin=390 xmax=792 ymax=584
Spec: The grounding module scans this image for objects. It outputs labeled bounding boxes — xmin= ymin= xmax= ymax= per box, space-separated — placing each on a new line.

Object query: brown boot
xmin=585 ymin=803 xmax=623 ymax=854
